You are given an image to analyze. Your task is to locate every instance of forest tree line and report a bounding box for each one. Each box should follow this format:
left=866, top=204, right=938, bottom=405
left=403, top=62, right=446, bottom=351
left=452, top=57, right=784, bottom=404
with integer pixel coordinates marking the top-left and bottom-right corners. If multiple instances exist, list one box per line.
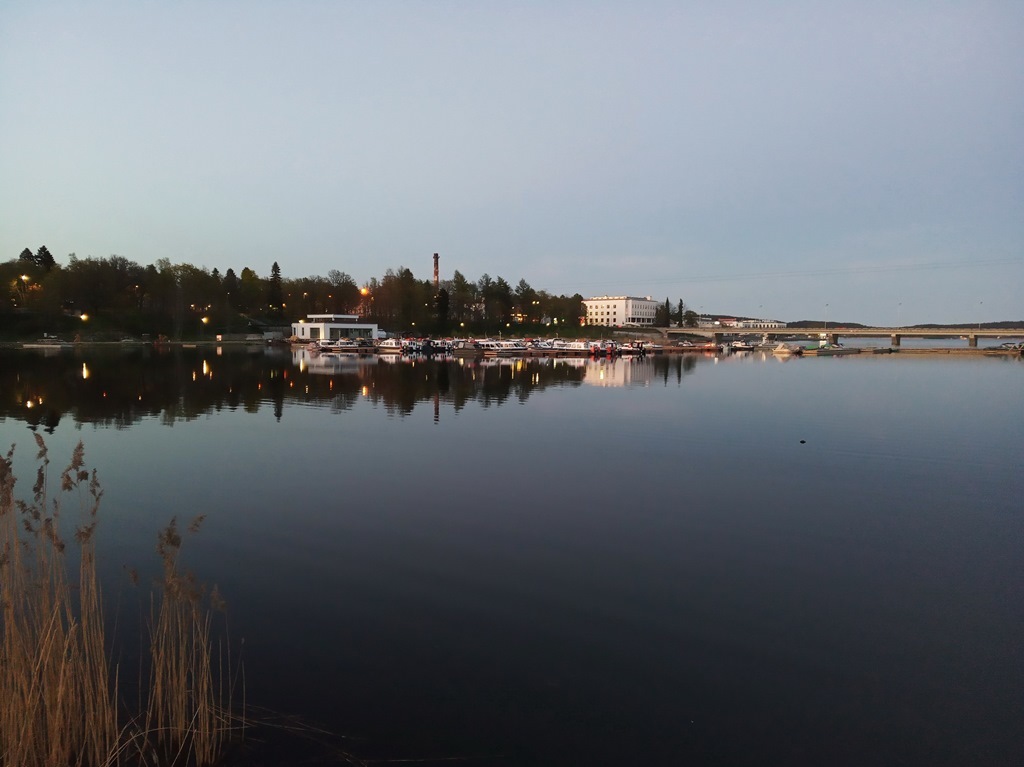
left=4, top=247, right=690, bottom=338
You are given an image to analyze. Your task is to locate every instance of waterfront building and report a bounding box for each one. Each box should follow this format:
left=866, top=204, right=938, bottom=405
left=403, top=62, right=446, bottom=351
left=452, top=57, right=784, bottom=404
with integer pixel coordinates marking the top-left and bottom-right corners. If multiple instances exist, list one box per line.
left=583, top=295, right=659, bottom=327
left=697, top=316, right=786, bottom=329
left=290, top=314, right=381, bottom=342
left=734, top=318, right=786, bottom=329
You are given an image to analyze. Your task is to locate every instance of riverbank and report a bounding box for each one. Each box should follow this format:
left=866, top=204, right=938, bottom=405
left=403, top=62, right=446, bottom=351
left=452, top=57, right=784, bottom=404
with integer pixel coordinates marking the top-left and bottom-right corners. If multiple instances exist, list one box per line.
left=3, top=338, right=1022, bottom=358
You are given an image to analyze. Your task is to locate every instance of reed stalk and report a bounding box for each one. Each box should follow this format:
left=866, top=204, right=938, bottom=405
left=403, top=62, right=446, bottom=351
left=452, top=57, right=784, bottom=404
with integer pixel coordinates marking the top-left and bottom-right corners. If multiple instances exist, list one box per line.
left=0, top=437, right=239, bottom=767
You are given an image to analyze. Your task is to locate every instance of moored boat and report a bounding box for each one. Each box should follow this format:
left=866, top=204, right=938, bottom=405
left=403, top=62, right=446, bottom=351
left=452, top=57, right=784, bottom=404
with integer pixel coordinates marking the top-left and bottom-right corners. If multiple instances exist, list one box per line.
left=311, top=338, right=376, bottom=354
left=676, top=340, right=721, bottom=352
left=551, top=339, right=603, bottom=356
left=451, top=339, right=484, bottom=357
left=23, top=336, right=73, bottom=350
left=803, top=343, right=860, bottom=356
left=772, top=343, right=802, bottom=356
left=476, top=339, right=528, bottom=356
left=617, top=340, right=648, bottom=355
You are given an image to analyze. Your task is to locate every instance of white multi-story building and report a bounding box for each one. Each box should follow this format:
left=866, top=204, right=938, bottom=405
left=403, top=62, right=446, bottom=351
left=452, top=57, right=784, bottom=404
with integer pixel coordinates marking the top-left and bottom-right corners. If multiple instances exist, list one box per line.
left=290, top=314, right=382, bottom=341
left=583, top=296, right=660, bottom=327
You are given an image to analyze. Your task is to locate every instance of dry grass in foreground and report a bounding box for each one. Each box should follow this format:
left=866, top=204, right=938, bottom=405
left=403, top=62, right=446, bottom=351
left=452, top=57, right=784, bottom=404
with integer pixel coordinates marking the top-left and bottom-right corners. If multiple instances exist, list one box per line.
left=0, top=435, right=241, bottom=766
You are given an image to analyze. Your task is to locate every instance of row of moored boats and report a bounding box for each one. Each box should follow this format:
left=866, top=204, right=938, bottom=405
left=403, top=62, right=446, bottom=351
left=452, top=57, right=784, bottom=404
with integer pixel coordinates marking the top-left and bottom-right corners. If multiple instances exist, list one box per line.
left=305, top=338, right=655, bottom=358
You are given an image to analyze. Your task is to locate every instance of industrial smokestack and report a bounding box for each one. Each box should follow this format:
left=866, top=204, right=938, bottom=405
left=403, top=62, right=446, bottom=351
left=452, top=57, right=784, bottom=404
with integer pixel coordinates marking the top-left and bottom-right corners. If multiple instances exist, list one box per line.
left=433, top=253, right=439, bottom=289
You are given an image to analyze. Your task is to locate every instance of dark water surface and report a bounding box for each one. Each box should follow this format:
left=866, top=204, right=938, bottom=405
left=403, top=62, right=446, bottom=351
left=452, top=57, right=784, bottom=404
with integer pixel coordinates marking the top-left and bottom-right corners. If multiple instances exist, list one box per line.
left=2, top=347, right=1022, bottom=765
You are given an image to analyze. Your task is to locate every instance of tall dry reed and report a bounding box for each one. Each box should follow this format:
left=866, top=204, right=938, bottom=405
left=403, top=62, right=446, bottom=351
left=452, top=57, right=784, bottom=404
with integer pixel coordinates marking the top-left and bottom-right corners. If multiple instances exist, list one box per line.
left=142, top=515, right=237, bottom=766
left=0, top=437, right=240, bottom=766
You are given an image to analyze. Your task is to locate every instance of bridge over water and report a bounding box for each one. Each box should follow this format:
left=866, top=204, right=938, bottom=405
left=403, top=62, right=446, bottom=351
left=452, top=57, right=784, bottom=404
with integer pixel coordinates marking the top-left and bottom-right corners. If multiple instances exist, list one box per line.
left=664, top=326, right=1024, bottom=347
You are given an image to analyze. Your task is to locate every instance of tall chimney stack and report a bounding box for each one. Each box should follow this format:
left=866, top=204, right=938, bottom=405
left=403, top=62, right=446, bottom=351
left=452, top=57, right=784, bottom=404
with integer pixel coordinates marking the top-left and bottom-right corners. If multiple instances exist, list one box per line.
left=433, top=253, right=439, bottom=289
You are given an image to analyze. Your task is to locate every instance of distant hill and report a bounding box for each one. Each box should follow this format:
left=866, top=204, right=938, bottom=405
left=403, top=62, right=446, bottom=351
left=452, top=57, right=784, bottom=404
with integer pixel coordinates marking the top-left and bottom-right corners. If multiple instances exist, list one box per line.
left=787, top=320, right=867, bottom=329
left=905, top=321, right=1024, bottom=329
left=786, top=320, right=1023, bottom=329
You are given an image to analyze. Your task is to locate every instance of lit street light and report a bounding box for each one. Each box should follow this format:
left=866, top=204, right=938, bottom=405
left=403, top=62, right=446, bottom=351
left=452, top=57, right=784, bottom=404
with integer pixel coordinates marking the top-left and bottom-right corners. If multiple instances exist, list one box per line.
left=17, top=274, right=30, bottom=307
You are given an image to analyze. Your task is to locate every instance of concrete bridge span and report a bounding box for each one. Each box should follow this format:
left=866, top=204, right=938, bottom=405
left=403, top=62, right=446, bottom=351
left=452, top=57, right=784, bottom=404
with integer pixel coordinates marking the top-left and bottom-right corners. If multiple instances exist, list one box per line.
left=663, top=326, right=1024, bottom=347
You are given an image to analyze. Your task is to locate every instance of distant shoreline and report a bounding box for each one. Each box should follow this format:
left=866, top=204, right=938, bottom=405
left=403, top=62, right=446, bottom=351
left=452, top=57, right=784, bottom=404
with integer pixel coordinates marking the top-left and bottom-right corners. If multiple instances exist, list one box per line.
left=3, top=340, right=1020, bottom=357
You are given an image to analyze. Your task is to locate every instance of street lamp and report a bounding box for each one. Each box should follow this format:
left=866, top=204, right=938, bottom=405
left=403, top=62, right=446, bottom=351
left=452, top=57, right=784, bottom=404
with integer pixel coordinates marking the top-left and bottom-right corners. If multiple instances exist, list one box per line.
left=824, top=303, right=829, bottom=332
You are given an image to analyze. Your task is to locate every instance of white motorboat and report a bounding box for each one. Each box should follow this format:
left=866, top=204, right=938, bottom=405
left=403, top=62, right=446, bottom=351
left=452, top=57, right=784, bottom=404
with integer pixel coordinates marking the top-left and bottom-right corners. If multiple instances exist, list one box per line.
left=476, top=339, right=528, bottom=356
left=772, top=343, right=802, bottom=356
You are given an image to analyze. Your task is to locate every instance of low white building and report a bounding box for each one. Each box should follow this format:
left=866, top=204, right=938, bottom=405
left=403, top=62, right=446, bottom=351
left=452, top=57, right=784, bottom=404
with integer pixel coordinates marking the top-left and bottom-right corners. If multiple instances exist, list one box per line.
left=734, top=319, right=786, bottom=329
left=290, top=314, right=382, bottom=341
left=583, top=296, right=660, bottom=327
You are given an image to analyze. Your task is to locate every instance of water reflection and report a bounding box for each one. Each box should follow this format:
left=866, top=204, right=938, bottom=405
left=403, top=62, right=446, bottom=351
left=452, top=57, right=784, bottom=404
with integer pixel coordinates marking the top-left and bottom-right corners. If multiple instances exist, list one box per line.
left=2, top=344, right=1021, bottom=766
left=0, top=347, right=717, bottom=430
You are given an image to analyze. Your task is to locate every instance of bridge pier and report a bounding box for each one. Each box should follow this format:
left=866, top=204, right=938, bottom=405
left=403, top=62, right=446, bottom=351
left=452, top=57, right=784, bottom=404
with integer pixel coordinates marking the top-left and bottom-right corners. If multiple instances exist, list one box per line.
left=890, top=333, right=901, bottom=347
left=828, top=333, right=839, bottom=345
left=968, top=334, right=978, bottom=348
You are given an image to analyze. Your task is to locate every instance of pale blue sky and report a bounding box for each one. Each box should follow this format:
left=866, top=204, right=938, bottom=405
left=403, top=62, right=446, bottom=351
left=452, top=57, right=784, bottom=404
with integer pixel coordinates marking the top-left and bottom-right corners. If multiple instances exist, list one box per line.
left=2, top=1, right=1021, bottom=324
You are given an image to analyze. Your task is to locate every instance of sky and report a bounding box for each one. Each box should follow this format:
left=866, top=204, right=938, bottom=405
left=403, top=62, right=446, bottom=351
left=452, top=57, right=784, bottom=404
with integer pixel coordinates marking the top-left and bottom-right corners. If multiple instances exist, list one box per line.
left=2, top=1, right=1021, bottom=325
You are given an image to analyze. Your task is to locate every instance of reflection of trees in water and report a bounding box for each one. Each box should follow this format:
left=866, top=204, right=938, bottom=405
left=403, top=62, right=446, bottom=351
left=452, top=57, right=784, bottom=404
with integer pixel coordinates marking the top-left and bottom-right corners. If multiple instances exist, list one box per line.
left=0, top=349, right=607, bottom=428
left=365, top=358, right=587, bottom=415
left=656, top=353, right=699, bottom=386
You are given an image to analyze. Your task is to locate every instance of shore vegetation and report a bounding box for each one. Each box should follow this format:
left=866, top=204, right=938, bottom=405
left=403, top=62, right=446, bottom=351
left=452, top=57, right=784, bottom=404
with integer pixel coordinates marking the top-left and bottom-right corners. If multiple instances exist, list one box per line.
left=0, top=436, right=240, bottom=766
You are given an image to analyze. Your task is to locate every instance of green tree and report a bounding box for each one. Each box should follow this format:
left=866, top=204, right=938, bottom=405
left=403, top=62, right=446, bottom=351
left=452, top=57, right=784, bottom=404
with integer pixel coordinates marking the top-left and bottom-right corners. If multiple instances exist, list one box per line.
left=683, top=309, right=698, bottom=327
left=222, top=268, right=239, bottom=309
left=327, top=269, right=359, bottom=313
left=3, top=259, right=38, bottom=309
left=477, top=274, right=494, bottom=321
left=267, top=262, right=283, bottom=316
left=447, top=270, right=475, bottom=324
left=35, top=246, right=56, bottom=272
left=656, top=298, right=671, bottom=327
left=546, top=293, right=586, bottom=328
left=435, top=287, right=450, bottom=334
left=374, top=266, right=425, bottom=329
left=514, top=279, right=538, bottom=322
left=493, top=276, right=513, bottom=326
left=238, top=267, right=263, bottom=313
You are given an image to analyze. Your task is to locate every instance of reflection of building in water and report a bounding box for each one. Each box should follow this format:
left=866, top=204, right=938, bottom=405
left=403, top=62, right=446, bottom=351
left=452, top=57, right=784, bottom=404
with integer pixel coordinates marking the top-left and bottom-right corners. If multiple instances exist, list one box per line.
left=582, top=358, right=648, bottom=387
left=292, top=348, right=378, bottom=375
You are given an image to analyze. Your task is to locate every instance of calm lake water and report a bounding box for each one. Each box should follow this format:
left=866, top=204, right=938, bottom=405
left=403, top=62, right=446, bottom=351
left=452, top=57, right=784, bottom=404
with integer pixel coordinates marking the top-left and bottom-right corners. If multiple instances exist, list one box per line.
left=2, top=346, right=1022, bottom=766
